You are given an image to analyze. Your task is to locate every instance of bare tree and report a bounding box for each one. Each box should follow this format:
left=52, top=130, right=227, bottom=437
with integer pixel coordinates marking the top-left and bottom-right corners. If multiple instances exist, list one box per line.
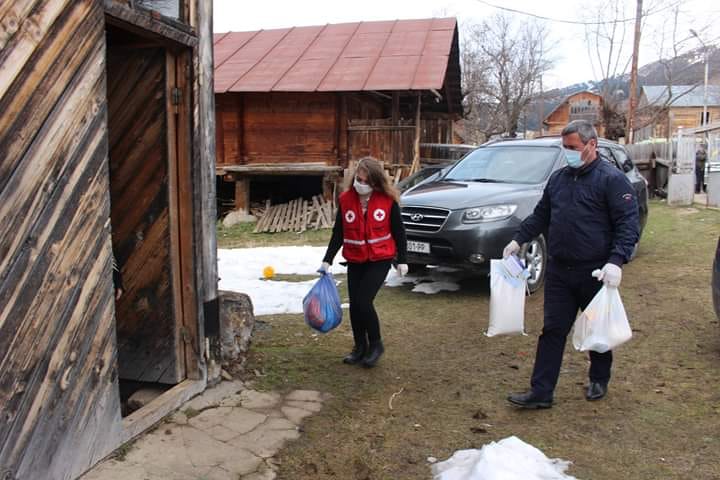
left=582, top=0, right=635, bottom=139
left=461, top=14, right=553, bottom=141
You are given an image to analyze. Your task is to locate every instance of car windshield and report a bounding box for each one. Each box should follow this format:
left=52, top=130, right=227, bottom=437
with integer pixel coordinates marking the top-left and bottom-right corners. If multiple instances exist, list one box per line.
left=443, top=146, right=559, bottom=184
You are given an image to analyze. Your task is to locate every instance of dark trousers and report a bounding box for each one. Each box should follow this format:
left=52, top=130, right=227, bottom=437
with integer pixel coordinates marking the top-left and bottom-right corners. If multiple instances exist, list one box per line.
left=346, top=260, right=391, bottom=345
left=696, top=165, right=705, bottom=193
left=531, top=261, right=612, bottom=397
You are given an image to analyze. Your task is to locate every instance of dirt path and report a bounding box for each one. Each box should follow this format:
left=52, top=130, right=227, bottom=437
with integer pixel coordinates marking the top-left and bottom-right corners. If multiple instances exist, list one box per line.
left=241, top=202, right=720, bottom=479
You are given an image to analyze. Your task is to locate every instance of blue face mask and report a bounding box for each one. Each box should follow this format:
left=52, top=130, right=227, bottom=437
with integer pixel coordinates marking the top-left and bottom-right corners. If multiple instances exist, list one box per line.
left=564, top=148, right=583, bottom=168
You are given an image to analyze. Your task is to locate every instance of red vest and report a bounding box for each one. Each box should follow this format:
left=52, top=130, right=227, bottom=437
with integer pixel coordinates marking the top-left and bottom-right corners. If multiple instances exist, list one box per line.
left=339, top=189, right=396, bottom=263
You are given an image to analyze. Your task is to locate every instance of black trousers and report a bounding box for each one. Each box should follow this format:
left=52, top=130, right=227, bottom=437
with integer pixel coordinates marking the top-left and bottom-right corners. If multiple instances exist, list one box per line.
left=346, top=260, right=391, bottom=345
left=531, top=261, right=612, bottom=397
left=696, top=165, right=705, bottom=193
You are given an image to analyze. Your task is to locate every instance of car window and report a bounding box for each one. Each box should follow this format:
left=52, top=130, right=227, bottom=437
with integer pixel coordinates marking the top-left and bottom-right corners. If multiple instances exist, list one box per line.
left=444, top=146, right=559, bottom=184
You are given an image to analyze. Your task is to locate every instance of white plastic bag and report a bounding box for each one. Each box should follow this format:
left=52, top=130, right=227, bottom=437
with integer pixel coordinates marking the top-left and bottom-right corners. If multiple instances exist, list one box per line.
left=572, top=285, right=632, bottom=353
left=487, top=258, right=527, bottom=336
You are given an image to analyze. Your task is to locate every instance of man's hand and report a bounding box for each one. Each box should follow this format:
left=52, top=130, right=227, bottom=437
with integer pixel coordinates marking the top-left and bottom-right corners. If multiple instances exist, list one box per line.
left=396, top=264, right=409, bottom=276
left=594, top=263, right=622, bottom=288
left=318, top=262, right=331, bottom=274
left=503, top=240, right=521, bottom=259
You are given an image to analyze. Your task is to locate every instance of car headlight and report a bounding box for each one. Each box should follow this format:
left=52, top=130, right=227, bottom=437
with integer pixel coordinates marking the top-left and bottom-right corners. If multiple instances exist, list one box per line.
left=462, top=204, right=517, bottom=223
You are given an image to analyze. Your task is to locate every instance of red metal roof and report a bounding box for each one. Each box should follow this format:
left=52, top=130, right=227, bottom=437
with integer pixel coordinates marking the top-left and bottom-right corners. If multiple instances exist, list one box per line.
left=214, top=18, right=457, bottom=93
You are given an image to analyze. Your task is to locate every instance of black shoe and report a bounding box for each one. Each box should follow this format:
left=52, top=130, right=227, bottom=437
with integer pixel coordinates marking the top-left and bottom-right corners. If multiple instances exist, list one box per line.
left=361, top=340, right=384, bottom=368
left=507, top=390, right=553, bottom=409
left=342, top=343, right=368, bottom=365
left=586, top=382, right=608, bottom=401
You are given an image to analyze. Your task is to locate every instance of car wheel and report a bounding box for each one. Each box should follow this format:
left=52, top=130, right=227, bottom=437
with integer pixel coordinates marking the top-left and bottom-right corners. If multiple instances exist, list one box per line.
left=521, top=235, right=547, bottom=294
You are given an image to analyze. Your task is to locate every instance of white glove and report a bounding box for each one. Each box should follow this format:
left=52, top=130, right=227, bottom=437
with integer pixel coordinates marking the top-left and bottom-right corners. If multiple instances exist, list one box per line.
left=503, top=240, right=520, bottom=259
left=396, top=264, right=409, bottom=276
left=593, top=263, right=622, bottom=288
left=319, top=262, right=331, bottom=274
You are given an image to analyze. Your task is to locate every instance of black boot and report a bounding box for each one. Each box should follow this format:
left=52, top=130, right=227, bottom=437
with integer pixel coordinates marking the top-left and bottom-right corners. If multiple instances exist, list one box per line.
left=343, top=342, right=368, bottom=365
left=362, top=340, right=384, bottom=368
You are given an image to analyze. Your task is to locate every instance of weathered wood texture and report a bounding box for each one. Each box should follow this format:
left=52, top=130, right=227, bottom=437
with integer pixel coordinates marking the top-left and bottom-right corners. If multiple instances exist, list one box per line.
left=0, top=2, right=122, bottom=479
left=215, top=91, right=453, bottom=168
left=107, top=46, right=181, bottom=384
left=104, top=0, right=197, bottom=47
left=544, top=91, right=605, bottom=137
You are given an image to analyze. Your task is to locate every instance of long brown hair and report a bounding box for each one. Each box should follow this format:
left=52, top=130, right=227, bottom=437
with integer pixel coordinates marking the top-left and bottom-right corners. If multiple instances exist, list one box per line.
left=348, top=156, right=400, bottom=202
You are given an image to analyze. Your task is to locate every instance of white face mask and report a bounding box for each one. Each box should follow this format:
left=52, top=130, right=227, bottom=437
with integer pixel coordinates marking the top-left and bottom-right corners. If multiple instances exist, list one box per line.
left=353, top=177, right=373, bottom=195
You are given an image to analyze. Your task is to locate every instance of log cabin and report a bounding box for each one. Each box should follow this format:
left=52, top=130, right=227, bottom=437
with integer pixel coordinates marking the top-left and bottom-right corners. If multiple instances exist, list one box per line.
left=542, top=90, right=606, bottom=137
left=0, top=1, right=218, bottom=478
left=213, top=18, right=463, bottom=215
left=633, top=84, right=720, bottom=141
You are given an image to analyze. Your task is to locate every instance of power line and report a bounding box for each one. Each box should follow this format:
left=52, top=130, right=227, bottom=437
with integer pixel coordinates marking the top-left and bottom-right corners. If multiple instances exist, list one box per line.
left=474, top=0, right=686, bottom=26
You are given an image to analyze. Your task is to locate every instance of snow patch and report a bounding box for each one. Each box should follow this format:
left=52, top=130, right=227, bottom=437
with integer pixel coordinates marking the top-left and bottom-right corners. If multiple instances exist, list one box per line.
left=432, top=436, right=577, bottom=480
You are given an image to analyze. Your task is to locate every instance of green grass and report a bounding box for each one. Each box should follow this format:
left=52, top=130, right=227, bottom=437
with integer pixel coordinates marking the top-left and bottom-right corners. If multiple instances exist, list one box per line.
left=217, top=221, right=331, bottom=249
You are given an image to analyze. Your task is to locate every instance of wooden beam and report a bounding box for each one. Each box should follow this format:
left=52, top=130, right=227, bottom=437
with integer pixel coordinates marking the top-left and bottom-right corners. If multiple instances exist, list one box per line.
left=176, top=49, right=201, bottom=380
left=410, top=93, right=422, bottom=174
left=166, top=50, right=187, bottom=381
left=121, top=379, right=206, bottom=444
left=392, top=92, right=400, bottom=164
left=234, top=178, right=250, bottom=214
left=103, top=1, right=198, bottom=48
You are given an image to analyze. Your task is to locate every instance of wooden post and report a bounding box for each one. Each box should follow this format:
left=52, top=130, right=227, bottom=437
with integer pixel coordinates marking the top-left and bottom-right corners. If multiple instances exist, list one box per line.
left=391, top=92, right=400, bottom=164
left=626, top=0, right=643, bottom=144
left=234, top=177, right=250, bottom=214
left=410, top=92, right=422, bottom=174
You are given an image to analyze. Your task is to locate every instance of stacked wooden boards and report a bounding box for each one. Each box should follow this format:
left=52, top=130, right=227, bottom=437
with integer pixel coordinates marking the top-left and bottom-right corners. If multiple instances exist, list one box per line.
left=253, top=195, right=336, bottom=233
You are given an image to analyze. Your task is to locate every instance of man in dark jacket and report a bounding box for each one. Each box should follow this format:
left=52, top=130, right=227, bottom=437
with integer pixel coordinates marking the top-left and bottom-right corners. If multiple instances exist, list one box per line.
left=503, top=119, right=640, bottom=408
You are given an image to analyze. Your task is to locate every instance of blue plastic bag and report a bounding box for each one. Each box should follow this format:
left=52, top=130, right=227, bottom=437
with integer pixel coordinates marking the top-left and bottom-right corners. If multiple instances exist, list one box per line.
left=303, top=271, right=343, bottom=333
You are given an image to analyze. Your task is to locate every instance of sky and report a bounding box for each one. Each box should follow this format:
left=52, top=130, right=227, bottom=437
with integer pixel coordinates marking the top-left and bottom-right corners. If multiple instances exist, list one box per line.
left=213, top=0, right=720, bottom=90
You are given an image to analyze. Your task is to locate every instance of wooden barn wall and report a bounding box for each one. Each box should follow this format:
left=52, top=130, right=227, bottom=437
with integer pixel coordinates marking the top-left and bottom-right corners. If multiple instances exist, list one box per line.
left=107, top=47, right=181, bottom=384
left=216, top=92, right=339, bottom=165
left=0, top=2, right=122, bottom=479
left=348, top=117, right=454, bottom=165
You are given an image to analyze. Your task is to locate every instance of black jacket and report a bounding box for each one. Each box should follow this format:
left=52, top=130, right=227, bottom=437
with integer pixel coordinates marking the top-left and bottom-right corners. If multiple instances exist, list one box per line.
left=514, top=154, right=640, bottom=267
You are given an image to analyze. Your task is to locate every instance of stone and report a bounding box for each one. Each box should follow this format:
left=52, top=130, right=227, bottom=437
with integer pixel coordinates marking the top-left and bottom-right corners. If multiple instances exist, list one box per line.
left=285, top=400, right=323, bottom=413
left=184, top=380, right=245, bottom=411
left=281, top=406, right=313, bottom=425
left=170, top=411, right=188, bottom=425
left=240, top=390, right=282, bottom=410
left=228, top=421, right=300, bottom=458
left=285, top=390, right=323, bottom=403
left=188, top=407, right=234, bottom=430
left=126, top=387, right=165, bottom=413
left=222, top=407, right=268, bottom=434
left=222, top=210, right=256, bottom=227
left=219, top=290, right=255, bottom=368
left=205, top=424, right=241, bottom=442
left=244, top=466, right=278, bottom=480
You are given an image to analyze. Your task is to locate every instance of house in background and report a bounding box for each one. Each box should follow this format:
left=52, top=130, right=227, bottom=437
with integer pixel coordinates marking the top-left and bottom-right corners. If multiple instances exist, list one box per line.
left=633, top=84, right=720, bottom=141
left=213, top=18, right=463, bottom=215
left=0, top=1, right=218, bottom=478
left=542, top=90, right=605, bottom=137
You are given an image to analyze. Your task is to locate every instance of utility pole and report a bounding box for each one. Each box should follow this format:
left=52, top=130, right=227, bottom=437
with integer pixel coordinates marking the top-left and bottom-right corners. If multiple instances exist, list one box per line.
left=690, top=29, right=709, bottom=129
left=626, top=0, right=643, bottom=144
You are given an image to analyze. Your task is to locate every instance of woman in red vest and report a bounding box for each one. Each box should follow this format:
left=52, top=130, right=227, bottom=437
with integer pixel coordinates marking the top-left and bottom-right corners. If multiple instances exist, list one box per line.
left=321, top=157, right=408, bottom=368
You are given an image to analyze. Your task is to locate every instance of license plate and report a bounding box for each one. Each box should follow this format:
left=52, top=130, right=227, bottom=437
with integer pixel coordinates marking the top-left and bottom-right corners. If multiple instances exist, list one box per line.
left=407, top=240, right=430, bottom=254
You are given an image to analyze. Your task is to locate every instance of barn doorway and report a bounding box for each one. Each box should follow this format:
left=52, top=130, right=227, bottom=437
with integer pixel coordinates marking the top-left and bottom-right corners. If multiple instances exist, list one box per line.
left=105, top=24, right=196, bottom=415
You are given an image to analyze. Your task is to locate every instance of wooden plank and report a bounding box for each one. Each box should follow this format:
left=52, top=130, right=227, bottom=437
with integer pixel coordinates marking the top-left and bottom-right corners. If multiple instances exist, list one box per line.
left=175, top=48, right=200, bottom=380
left=103, top=0, right=198, bottom=48
left=166, top=50, right=187, bottom=382
left=0, top=0, right=75, bottom=101
left=121, top=379, right=205, bottom=445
